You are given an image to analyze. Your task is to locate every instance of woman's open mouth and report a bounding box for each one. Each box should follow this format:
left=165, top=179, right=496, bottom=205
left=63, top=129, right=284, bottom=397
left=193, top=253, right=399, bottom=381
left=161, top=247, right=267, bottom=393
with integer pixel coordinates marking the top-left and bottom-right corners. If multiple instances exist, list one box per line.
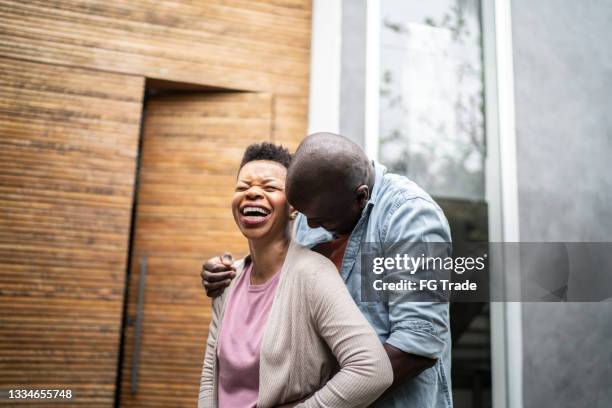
left=239, top=205, right=272, bottom=227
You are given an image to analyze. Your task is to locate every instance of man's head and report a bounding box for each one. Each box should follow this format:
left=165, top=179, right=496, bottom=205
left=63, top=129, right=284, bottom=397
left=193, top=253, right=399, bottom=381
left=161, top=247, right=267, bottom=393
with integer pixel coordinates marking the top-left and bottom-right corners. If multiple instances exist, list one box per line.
left=286, top=132, right=374, bottom=236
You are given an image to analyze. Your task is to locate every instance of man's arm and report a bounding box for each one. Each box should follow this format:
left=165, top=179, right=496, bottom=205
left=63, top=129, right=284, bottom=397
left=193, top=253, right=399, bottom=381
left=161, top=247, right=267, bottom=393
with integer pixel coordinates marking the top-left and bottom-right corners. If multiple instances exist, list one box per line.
left=374, top=345, right=436, bottom=403
left=378, top=194, right=452, bottom=388
left=383, top=343, right=436, bottom=386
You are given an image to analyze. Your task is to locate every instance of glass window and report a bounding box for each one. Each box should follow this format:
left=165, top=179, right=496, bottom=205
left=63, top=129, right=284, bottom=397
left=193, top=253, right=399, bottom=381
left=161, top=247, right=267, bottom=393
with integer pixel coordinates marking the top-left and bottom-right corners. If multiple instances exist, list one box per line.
left=379, top=0, right=485, bottom=200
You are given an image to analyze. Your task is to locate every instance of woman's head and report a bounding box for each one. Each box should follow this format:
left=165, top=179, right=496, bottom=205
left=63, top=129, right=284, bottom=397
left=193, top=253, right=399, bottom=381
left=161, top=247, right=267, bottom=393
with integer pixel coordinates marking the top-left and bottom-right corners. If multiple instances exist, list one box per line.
left=232, top=143, right=295, bottom=242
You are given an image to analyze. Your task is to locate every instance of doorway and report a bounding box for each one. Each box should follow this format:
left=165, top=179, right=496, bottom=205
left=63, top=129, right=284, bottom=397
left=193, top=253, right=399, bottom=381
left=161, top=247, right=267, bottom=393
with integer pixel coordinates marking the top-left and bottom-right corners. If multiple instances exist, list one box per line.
left=360, top=1, right=496, bottom=406
left=116, top=88, right=274, bottom=407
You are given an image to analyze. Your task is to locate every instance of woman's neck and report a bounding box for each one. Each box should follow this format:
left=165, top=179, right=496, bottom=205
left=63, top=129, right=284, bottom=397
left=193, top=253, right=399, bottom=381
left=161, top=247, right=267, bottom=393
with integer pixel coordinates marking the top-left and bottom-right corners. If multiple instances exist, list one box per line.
left=248, top=233, right=290, bottom=284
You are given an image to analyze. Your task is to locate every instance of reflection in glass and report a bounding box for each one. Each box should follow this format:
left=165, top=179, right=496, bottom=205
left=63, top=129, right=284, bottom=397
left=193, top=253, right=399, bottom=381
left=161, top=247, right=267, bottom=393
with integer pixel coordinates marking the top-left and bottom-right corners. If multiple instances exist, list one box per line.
left=378, top=2, right=491, bottom=407
left=379, top=0, right=485, bottom=200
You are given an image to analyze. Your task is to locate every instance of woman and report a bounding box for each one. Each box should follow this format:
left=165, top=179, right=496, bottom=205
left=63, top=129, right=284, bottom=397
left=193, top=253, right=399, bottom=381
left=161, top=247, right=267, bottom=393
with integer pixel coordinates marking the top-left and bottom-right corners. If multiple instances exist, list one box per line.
left=198, top=143, right=392, bottom=408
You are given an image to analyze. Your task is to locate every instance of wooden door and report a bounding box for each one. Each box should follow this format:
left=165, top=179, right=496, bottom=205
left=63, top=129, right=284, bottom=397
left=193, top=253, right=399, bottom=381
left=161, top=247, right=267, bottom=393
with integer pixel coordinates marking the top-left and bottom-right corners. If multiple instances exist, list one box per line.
left=0, top=58, right=144, bottom=407
left=119, top=92, right=273, bottom=407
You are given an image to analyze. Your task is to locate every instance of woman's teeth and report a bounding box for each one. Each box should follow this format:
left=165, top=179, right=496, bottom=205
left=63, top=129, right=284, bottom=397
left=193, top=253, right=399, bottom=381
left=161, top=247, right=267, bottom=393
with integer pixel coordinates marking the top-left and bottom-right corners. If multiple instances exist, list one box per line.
left=241, top=206, right=270, bottom=216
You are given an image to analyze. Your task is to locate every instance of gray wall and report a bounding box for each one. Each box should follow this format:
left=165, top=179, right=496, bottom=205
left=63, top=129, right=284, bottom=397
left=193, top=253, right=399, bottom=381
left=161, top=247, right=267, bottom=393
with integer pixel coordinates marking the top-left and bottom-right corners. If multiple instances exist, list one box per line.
left=339, top=0, right=367, bottom=147
left=511, top=1, right=612, bottom=407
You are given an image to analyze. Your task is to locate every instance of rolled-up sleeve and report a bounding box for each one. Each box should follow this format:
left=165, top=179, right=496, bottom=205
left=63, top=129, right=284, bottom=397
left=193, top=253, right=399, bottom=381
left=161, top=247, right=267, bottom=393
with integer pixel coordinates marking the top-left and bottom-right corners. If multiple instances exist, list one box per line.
left=381, top=194, right=452, bottom=360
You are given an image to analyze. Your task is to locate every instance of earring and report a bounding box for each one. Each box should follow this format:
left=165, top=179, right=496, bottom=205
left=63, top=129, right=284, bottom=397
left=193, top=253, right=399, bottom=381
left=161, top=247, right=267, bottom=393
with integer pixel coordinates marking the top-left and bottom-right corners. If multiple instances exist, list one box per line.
left=290, top=212, right=298, bottom=220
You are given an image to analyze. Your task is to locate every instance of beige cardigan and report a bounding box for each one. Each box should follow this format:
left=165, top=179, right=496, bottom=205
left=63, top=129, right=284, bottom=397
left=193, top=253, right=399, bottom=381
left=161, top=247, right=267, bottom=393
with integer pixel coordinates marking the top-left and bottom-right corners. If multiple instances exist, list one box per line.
left=198, top=240, right=393, bottom=408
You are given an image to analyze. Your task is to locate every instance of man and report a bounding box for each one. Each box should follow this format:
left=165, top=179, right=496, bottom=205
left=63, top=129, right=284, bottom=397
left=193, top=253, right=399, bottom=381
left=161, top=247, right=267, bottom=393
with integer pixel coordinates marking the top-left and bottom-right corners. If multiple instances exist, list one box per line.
left=202, top=132, right=453, bottom=407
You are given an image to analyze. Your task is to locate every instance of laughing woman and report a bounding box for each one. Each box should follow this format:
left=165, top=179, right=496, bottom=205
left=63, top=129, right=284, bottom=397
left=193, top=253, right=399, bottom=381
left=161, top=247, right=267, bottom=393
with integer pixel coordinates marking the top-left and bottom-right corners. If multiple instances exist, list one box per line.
left=198, top=143, right=392, bottom=408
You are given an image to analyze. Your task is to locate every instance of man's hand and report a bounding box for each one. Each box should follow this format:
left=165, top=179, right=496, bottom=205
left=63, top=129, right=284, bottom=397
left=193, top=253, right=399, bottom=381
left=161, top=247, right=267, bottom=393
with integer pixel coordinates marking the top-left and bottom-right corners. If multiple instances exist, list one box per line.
left=201, top=252, right=236, bottom=298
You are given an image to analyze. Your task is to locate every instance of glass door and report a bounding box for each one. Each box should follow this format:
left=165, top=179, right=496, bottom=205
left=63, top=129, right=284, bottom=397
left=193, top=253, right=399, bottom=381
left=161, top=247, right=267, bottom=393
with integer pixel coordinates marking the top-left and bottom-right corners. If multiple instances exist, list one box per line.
left=375, top=1, right=491, bottom=406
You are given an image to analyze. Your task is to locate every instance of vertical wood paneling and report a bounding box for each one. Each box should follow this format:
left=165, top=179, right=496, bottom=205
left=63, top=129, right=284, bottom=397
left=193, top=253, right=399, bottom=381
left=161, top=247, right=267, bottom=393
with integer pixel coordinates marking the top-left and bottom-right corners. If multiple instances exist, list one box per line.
left=0, top=57, right=144, bottom=406
left=119, top=93, right=272, bottom=407
left=0, top=1, right=311, bottom=405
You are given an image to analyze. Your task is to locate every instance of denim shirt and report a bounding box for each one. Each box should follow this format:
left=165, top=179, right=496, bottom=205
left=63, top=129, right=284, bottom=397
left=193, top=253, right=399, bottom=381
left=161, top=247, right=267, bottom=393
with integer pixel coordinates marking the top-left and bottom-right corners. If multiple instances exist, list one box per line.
left=294, top=161, right=453, bottom=408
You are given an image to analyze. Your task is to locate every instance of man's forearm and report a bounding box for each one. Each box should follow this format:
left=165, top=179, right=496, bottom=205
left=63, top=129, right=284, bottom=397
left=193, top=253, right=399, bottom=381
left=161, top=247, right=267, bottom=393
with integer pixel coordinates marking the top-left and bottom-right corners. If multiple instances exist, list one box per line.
left=384, top=343, right=436, bottom=386
left=371, top=344, right=436, bottom=405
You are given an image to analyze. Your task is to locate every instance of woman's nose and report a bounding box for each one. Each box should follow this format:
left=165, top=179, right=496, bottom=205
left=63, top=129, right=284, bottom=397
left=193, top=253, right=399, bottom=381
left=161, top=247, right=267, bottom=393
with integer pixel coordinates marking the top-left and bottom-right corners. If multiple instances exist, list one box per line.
left=246, top=187, right=263, bottom=199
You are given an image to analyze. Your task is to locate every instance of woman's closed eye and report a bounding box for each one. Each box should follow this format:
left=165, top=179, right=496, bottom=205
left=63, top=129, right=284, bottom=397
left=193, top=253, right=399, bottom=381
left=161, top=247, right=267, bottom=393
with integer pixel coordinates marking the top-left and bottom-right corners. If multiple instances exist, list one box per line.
left=235, top=184, right=282, bottom=193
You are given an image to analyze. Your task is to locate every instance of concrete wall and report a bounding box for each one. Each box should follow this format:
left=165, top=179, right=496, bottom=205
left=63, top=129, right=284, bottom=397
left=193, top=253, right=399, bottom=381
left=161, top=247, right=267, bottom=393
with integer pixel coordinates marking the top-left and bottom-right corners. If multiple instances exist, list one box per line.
left=339, top=0, right=367, bottom=146
left=511, top=1, right=612, bottom=407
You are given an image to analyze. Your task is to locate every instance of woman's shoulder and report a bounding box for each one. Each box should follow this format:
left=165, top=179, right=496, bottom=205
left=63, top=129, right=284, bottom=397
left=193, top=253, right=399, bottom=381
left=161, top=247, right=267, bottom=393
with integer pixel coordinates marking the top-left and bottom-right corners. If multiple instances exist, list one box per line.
left=289, top=242, right=341, bottom=279
left=288, top=243, right=355, bottom=316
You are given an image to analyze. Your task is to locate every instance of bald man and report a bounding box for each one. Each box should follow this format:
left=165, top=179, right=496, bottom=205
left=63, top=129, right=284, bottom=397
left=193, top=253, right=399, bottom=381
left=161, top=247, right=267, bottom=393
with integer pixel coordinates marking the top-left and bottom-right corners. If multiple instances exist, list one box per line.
left=202, top=133, right=453, bottom=408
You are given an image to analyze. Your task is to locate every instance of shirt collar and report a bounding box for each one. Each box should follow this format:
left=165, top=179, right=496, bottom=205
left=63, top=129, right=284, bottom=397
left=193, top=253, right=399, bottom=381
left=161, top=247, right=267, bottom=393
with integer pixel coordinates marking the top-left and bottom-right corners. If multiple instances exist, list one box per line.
left=366, top=160, right=386, bottom=209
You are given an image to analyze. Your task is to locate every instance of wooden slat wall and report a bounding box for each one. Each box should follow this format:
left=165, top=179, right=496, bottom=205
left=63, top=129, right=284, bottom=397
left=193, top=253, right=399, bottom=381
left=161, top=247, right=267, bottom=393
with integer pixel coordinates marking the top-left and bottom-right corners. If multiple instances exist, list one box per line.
left=0, top=0, right=312, bottom=148
left=120, top=93, right=271, bottom=407
left=0, top=1, right=311, bottom=406
left=0, top=58, right=144, bottom=405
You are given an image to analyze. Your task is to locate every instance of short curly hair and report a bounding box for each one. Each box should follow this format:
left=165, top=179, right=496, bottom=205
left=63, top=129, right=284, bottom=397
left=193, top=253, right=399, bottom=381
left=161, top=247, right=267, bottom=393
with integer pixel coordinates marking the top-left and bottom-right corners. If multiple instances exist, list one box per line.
left=239, top=142, right=292, bottom=169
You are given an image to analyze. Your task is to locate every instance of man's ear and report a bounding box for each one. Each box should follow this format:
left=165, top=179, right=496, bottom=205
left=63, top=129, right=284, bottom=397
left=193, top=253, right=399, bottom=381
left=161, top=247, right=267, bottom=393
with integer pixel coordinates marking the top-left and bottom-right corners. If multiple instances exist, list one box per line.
left=288, top=204, right=298, bottom=220
left=355, top=185, right=370, bottom=209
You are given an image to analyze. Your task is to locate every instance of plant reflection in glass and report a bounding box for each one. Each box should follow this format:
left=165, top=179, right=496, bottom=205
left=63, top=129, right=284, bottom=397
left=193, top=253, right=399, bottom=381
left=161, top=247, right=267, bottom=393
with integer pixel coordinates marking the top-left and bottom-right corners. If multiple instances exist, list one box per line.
left=379, top=0, right=485, bottom=200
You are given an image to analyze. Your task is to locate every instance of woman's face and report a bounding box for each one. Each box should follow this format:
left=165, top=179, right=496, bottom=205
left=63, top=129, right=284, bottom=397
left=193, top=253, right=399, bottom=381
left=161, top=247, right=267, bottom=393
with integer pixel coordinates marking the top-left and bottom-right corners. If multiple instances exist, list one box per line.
left=232, top=160, right=292, bottom=241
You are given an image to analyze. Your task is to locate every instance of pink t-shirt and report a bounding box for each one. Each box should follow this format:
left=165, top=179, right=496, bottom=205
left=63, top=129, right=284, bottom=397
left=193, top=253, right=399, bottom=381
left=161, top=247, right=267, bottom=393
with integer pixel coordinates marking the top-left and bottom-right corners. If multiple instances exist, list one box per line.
left=217, top=262, right=280, bottom=408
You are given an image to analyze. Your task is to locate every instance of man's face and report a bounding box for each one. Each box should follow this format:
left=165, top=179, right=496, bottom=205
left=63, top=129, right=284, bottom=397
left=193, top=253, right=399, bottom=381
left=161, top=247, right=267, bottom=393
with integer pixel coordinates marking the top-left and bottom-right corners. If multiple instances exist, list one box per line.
left=291, top=189, right=363, bottom=237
